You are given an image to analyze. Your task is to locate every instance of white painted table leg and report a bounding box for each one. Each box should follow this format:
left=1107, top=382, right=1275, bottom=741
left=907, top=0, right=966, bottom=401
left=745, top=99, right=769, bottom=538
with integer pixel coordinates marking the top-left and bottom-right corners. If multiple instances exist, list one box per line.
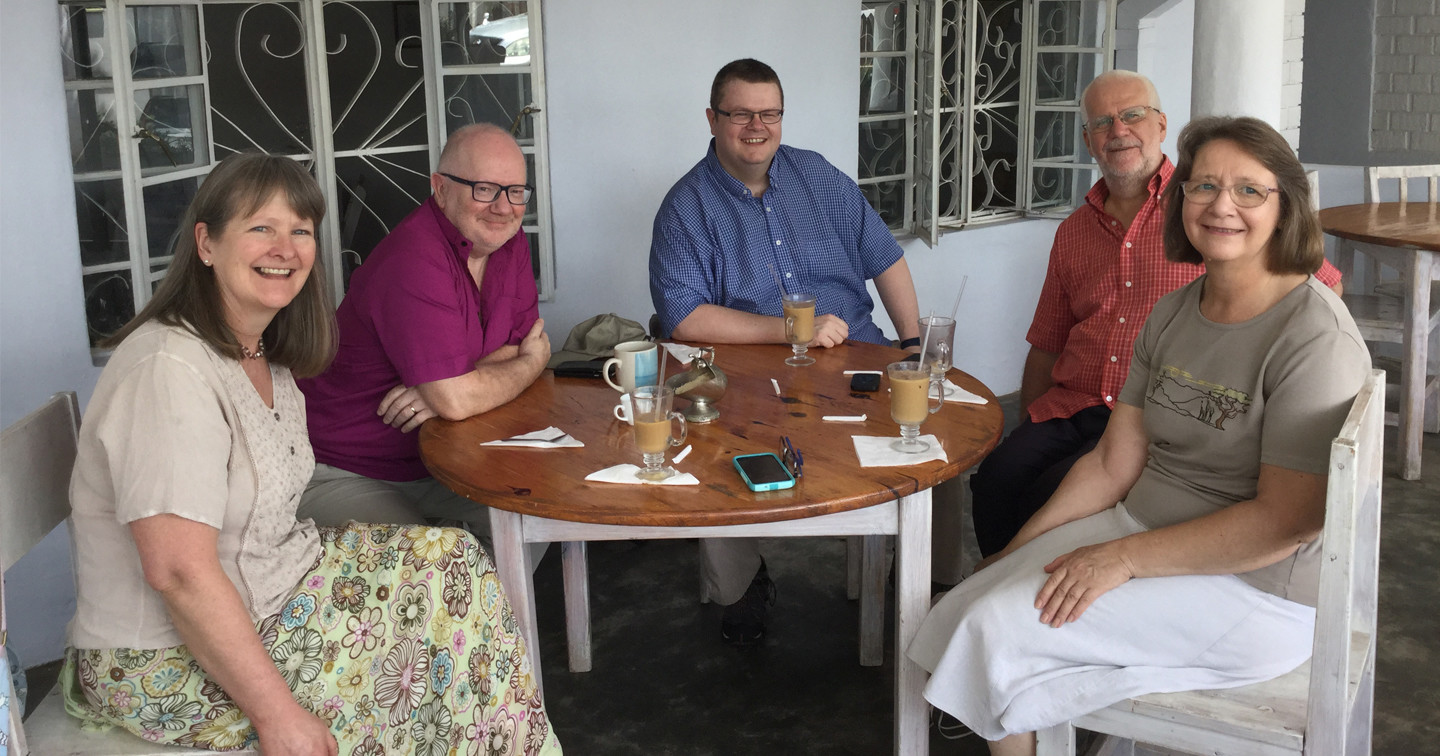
left=894, top=488, right=932, bottom=756
left=859, top=533, right=886, bottom=666
left=561, top=540, right=592, bottom=672
left=846, top=535, right=862, bottom=600
left=490, top=508, right=543, bottom=694
left=1399, top=251, right=1431, bottom=480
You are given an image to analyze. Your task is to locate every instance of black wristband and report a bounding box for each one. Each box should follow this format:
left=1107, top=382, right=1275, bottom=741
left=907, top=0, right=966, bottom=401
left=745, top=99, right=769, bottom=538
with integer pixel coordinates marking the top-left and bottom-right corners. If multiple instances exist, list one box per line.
left=899, top=337, right=921, bottom=349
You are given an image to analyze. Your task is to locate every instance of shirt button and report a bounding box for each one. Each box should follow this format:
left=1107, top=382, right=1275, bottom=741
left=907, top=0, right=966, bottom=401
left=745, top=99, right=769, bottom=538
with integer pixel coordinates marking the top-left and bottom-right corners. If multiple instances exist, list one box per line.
left=775, top=240, right=782, bottom=246
left=290, top=446, right=296, bottom=455
left=766, top=206, right=772, bottom=212
left=1110, top=356, right=1118, bottom=362
left=1118, top=317, right=1126, bottom=323
left=1105, top=395, right=1113, bottom=403
left=785, top=272, right=792, bottom=278
left=1125, top=281, right=1132, bottom=287
left=1111, top=221, right=1117, bottom=226
left=1125, top=242, right=1132, bottom=248
left=274, top=412, right=281, bottom=421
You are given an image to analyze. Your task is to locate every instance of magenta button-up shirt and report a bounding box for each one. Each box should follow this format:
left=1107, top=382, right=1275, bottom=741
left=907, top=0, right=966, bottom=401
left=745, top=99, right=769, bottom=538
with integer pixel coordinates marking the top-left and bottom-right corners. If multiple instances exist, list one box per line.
left=299, top=197, right=539, bottom=481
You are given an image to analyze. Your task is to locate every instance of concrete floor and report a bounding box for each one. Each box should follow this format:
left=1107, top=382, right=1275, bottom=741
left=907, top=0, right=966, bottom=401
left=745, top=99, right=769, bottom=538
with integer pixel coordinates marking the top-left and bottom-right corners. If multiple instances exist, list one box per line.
left=22, top=428, right=1438, bottom=755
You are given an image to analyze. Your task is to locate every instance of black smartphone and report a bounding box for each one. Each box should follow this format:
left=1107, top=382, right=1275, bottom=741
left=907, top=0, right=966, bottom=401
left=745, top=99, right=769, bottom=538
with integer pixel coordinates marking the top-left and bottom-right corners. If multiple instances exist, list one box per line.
left=554, top=360, right=605, bottom=379
left=850, top=373, right=881, bottom=392
left=733, top=453, right=797, bottom=492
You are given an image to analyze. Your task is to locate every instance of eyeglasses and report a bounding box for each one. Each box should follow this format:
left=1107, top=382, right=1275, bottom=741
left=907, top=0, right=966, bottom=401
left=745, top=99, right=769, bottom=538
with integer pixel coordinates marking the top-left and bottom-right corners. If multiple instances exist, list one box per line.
left=714, top=108, right=784, bottom=126
left=1083, top=105, right=1161, bottom=134
left=440, top=173, right=534, bottom=205
left=1179, top=181, right=1280, bottom=209
left=780, top=436, right=803, bottom=479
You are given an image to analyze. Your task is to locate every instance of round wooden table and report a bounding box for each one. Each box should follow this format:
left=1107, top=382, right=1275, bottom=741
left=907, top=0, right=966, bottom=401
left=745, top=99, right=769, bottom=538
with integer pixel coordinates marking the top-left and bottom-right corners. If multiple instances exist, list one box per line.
left=420, top=340, right=1002, bottom=756
left=1320, top=201, right=1439, bottom=480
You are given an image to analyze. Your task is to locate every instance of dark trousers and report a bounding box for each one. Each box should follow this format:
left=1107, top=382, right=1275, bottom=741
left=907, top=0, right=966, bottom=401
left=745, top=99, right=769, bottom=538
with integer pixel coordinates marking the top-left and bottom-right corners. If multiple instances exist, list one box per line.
left=969, top=404, right=1112, bottom=556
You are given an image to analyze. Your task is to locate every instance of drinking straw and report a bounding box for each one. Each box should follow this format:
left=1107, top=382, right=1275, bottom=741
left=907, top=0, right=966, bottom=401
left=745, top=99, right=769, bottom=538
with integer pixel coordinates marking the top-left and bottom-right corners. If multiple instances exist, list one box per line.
left=948, top=274, right=969, bottom=321
left=918, top=309, right=936, bottom=364
left=769, top=264, right=788, bottom=298
left=656, top=344, right=668, bottom=389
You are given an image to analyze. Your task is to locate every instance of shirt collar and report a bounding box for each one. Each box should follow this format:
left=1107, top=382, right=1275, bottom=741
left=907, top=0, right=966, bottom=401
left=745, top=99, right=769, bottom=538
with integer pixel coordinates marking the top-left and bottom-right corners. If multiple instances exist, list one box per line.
left=703, top=139, right=785, bottom=199
left=1084, top=155, right=1174, bottom=216
left=425, top=195, right=474, bottom=263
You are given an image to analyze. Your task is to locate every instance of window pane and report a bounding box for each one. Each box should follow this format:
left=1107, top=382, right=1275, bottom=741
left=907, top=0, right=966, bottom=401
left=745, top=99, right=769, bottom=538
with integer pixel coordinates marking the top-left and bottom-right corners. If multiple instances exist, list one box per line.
left=205, top=2, right=313, bottom=157
left=83, top=269, right=135, bottom=348
left=437, top=2, right=530, bottom=66
left=443, top=73, right=534, bottom=140
left=143, top=177, right=201, bottom=261
left=860, top=119, right=907, bottom=181
left=1033, top=109, right=1085, bottom=161
left=1035, top=52, right=1083, bottom=103
left=75, top=180, right=129, bottom=267
left=861, top=56, right=908, bottom=115
left=135, top=84, right=208, bottom=172
left=60, top=4, right=111, bottom=81
left=1036, top=1, right=1105, bottom=48
left=1032, top=166, right=1086, bottom=210
left=128, top=5, right=202, bottom=80
left=972, top=103, right=1019, bottom=211
left=67, top=89, right=121, bottom=174
left=860, top=180, right=907, bottom=230
left=334, top=150, right=433, bottom=268
left=861, top=2, right=907, bottom=53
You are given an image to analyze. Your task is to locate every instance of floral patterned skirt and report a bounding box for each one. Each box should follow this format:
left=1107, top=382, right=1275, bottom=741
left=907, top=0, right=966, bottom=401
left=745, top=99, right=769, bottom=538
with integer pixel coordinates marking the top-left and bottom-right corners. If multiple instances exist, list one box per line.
left=62, top=523, right=562, bottom=755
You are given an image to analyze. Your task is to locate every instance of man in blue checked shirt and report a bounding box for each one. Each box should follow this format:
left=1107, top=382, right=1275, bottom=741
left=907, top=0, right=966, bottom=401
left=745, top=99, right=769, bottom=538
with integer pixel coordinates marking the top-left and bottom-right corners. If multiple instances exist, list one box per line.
left=649, top=58, right=922, bottom=646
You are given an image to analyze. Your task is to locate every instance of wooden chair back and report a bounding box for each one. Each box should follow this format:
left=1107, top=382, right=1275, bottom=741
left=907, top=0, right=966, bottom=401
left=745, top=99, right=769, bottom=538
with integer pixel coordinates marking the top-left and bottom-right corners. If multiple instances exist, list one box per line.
left=1364, top=164, right=1440, bottom=203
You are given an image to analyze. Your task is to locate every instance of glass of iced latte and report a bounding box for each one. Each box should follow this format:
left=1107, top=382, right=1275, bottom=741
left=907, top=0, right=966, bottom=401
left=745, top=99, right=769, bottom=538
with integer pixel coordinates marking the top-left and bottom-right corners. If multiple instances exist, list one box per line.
left=629, top=386, right=688, bottom=481
left=782, top=292, right=817, bottom=366
left=886, top=360, right=945, bottom=453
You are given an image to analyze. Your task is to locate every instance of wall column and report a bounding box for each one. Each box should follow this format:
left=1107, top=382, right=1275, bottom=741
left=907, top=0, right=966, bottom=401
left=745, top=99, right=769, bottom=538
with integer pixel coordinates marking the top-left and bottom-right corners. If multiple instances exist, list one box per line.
left=1191, top=0, right=1287, bottom=127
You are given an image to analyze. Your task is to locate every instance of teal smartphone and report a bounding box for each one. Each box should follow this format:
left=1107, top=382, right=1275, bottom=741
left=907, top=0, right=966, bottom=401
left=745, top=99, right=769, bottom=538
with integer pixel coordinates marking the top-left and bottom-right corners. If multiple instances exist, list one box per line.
left=733, top=452, right=797, bottom=492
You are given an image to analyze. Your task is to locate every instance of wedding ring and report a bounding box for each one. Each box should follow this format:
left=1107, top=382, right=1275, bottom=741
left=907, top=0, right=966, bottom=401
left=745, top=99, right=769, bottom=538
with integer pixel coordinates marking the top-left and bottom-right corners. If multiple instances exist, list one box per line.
left=409, top=406, right=418, bottom=414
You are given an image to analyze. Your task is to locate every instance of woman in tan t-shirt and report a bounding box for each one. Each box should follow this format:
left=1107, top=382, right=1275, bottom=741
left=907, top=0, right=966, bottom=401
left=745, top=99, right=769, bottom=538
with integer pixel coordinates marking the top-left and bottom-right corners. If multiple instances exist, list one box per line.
left=63, top=152, right=561, bottom=755
left=907, top=117, right=1369, bottom=755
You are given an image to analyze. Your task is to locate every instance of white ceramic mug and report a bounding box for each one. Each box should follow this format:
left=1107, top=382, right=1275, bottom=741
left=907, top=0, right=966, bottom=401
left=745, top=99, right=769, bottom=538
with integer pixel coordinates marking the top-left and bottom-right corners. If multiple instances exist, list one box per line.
left=603, top=341, right=659, bottom=394
left=613, top=393, right=634, bottom=425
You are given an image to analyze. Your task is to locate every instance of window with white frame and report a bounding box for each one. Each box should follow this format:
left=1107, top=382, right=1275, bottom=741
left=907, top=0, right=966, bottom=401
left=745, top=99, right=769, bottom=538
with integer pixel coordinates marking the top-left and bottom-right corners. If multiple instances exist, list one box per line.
left=58, top=0, right=553, bottom=357
left=860, top=0, right=1117, bottom=245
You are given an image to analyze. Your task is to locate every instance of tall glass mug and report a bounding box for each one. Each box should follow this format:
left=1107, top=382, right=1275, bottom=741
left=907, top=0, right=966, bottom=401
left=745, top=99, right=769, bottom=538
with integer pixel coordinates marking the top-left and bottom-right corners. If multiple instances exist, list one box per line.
left=629, top=386, right=688, bottom=481
left=887, top=360, right=944, bottom=453
left=917, top=315, right=956, bottom=396
left=782, top=292, right=817, bottom=366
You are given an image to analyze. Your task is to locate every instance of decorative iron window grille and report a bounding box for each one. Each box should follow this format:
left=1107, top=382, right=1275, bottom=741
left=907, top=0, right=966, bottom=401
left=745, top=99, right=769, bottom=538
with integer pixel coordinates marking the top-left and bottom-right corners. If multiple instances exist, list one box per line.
left=860, top=0, right=1117, bottom=245
left=58, top=0, right=553, bottom=357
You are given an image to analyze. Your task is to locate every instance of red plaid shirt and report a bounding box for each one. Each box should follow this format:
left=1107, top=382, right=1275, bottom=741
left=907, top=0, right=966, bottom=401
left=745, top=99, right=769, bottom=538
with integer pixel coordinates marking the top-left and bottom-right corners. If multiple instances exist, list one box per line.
left=1025, top=158, right=1340, bottom=423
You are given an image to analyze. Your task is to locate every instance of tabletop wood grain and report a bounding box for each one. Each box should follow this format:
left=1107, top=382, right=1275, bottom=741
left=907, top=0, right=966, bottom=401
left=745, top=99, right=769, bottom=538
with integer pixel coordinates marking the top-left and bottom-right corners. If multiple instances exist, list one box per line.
left=420, top=340, right=1003, bottom=527
left=1318, top=202, right=1440, bottom=252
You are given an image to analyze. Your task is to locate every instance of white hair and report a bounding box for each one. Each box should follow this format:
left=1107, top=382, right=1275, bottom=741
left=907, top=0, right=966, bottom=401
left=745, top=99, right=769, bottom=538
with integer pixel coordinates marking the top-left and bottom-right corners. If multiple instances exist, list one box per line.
left=1080, top=70, right=1162, bottom=122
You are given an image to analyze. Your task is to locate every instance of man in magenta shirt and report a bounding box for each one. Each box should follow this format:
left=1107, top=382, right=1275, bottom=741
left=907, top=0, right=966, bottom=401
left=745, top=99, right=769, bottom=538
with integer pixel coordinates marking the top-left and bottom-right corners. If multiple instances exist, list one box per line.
left=298, top=124, right=551, bottom=528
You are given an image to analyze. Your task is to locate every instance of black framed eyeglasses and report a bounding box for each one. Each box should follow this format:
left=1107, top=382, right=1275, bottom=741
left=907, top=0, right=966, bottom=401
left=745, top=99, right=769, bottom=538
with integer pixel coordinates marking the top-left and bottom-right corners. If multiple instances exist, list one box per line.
left=1179, top=181, right=1280, bottom=209
left=1083, top=105, right=1161, bottom=134
left=781, top=436, right=803, bottom=478
left=714, top=108, right=784, bottom=125
left=440, top=173, right=534, bottom=205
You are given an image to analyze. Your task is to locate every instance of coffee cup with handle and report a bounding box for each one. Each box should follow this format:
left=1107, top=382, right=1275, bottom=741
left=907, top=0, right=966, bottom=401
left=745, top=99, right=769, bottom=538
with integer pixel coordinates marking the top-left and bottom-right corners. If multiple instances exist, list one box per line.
left=603, top=341, right=659, bottom=394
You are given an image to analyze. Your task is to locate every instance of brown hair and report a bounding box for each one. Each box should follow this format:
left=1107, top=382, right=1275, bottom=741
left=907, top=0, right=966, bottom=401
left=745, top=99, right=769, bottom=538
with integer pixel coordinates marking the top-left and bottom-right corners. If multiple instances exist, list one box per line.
left=1162, top=116, right=1323, bottom=275
left=710, top=58, right=784, bottom=112
left=102, top=152, right=337, bottom=377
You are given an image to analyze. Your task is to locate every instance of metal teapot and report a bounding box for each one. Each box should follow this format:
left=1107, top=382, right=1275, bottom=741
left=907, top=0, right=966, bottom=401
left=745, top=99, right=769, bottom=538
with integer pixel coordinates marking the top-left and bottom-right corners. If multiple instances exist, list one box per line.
left=664, top=346, right=728, bottom=423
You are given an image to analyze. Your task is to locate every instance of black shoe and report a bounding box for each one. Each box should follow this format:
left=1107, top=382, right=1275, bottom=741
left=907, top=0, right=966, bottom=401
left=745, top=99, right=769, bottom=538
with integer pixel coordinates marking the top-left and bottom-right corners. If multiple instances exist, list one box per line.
left=720, top=562, right=777, bottom=646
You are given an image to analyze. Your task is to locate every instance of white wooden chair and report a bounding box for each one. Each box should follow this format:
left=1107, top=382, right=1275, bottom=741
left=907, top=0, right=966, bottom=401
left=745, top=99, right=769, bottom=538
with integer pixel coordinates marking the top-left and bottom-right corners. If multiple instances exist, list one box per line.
left=1036, top=369, right=1385, bottom=756
left=1332, top=165, right=1440, bottom=480
left=2, top=392, right=256, bottom=756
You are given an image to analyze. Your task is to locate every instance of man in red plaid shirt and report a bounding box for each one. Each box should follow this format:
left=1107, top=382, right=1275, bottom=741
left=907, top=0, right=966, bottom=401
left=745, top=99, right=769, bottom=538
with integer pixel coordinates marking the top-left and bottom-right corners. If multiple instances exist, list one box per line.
left=969, top=71, right=1342, bottom=558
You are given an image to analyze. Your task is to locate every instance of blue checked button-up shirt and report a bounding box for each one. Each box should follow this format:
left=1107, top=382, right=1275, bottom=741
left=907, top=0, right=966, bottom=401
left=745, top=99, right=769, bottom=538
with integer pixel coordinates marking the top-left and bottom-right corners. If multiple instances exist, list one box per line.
left=649, top=141, right=904, bottom=344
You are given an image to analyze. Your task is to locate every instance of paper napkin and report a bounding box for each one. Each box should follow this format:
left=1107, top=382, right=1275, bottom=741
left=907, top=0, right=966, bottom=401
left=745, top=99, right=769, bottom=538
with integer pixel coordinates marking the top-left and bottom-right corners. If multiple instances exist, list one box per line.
left=851, top=435, right=948, bottom=467
left=480, top=426, right=584, bottom=448
left=585, top=463, right=699, bottom=485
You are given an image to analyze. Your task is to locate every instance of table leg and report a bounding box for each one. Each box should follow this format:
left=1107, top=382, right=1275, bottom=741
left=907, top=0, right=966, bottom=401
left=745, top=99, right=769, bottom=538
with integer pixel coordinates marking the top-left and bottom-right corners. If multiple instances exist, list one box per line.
left=490, top=508, right=543, bottom=695
left=860, top=534, right=886, bottom=666
left=561, top=541, right=593, bottom=672
left=1399, top=251, right=1432, bottom=480
left=894, top=489, right=933, bottom=756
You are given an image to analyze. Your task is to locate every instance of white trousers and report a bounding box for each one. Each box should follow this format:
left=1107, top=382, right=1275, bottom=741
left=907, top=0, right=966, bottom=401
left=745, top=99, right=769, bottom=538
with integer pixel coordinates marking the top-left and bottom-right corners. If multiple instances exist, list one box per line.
left=906, top=504, right=1315, bottom=741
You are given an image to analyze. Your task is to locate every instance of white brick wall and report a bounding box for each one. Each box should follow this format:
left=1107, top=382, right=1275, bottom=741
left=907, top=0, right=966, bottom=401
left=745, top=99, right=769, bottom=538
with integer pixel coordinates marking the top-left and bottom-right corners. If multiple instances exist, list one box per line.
left=1283, top=0, right=1305, bottom=150
left=1371, top=0, right=1440, bottom=152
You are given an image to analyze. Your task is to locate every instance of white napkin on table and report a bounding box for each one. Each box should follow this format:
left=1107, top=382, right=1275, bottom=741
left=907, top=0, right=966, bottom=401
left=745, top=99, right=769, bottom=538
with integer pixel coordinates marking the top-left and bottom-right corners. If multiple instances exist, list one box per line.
left=585, top=463, right=699, bottom=485
left=934, top=379, right=987, bottom=404
left=851, top=435, right=948, bottom=467
left=660, top=343, right=705, bottom=363
left=480, top=426, right=584, bottom=448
